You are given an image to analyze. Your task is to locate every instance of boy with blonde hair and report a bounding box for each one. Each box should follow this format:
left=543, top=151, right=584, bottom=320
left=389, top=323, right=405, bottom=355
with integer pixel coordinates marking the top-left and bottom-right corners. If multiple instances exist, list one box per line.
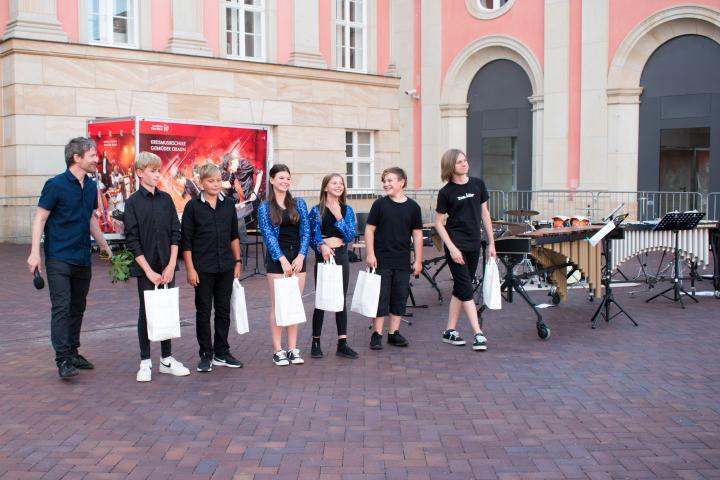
left=124, top=152, right=191, bottom=382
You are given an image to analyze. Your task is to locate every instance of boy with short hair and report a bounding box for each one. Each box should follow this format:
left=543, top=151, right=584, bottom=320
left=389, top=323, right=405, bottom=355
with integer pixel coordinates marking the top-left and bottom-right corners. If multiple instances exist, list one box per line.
left=124, top=152, right=191, bottom=382
left=365, top=167, right=423, bottom=350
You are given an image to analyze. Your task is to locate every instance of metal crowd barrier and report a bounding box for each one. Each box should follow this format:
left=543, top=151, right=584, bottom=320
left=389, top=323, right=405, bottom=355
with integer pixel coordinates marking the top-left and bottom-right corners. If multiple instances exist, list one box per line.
left=2, top=190, right=719, bottom=244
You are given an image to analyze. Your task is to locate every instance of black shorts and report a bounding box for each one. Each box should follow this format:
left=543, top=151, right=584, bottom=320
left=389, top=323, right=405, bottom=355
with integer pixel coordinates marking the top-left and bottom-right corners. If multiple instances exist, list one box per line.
left=376, top=268, right=410, bottom=317
left=266, top=242, right=307, bottom=274
left=444, top=247, right=480, bottom=302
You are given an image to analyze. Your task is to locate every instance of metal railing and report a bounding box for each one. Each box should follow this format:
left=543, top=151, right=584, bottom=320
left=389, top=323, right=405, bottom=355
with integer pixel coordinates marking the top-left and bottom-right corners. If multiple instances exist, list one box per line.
left=2, top=190, right=718, bottom=243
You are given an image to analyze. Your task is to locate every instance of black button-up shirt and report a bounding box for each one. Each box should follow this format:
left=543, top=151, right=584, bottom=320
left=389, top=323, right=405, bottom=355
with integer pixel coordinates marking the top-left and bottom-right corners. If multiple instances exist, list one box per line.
left=181, top=193, right=239, bottom=273
left=124, top=185, right=181, bottom=276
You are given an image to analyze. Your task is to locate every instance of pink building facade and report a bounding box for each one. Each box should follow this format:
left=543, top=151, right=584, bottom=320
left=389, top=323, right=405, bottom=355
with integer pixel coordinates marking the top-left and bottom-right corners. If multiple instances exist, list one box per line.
left=1, top=0, right=719, bottom=197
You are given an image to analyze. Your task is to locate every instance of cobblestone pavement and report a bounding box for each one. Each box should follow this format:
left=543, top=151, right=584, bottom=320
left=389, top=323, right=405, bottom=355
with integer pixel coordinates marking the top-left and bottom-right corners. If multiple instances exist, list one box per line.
left=1, top=244, right=719, bottom=479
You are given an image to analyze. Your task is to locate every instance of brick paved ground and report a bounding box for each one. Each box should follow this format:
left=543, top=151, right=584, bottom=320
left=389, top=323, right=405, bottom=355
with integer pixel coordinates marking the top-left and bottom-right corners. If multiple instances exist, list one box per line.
left=1, top=243, right=719, bottom=480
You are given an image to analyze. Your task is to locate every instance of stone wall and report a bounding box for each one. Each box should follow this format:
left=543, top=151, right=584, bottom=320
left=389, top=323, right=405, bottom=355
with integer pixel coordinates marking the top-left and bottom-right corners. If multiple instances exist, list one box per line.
left=0, top=38, right=401, bottom=196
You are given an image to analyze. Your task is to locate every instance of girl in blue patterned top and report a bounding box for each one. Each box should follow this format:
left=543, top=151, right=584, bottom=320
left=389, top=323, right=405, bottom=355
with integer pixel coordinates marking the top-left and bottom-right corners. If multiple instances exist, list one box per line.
left=257, top=164, right=310, bottom=366
left=308, top=174, right=358, bottom=360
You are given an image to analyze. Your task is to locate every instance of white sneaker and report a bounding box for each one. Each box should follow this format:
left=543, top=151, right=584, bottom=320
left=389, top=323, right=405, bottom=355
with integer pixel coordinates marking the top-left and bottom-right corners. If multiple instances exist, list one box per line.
left=158, top=356, right=191, bottom=376
left=288, top=348, right=305, bottom=365
left=136, top=359, right=152, bottom=382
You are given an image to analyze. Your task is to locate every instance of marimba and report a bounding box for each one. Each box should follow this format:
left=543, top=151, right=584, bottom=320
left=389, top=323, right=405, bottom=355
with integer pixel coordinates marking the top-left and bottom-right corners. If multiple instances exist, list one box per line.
left=611, top=221, right=716, bottom=271
left=517, top=225, right=603, bottom=301
left=495, top=225, right=602, bottom=339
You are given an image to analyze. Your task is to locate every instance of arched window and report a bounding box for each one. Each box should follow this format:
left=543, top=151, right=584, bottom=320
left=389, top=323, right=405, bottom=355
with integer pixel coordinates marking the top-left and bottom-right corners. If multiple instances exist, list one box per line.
left=478, top=0, right=508, bottom=11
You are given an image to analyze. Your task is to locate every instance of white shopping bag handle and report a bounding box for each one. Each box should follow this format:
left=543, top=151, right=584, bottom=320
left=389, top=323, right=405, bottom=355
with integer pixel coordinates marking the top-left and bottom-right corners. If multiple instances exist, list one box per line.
left=153, top=283, right=170, bottom=290
left=233, top=278, right=242, bottom=288
left=365, top=267, right=376, bottom=274
left=325, top=256, right=337, bottom=266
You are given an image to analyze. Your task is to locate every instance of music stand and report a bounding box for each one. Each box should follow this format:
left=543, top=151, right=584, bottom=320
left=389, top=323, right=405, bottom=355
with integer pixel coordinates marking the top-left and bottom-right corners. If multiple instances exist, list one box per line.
left=240, top=218, right=267, bottom=281
left=645, top=211, right=705, bottom=308
left=590, top=214, right=637, bottom=328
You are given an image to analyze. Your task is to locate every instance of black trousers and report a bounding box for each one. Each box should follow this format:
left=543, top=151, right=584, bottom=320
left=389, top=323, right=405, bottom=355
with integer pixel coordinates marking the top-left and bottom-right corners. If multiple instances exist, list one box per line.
left=444, top=247, right=480, bottom=302
left=312, top=246, right=350, bottom=338
left=136, top=273, right=173, bottom=360
left=46, top=258, right=92, bottom=365
left=194, top=270, right=234, bottom=357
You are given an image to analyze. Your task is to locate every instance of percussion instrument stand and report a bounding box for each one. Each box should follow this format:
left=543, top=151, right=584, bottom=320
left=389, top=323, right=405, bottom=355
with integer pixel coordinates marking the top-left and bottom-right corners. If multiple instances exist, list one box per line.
left=591, top=233, right=638, bottom=328
left=645, top=212, right=704, bottom=308
left=419, top=255, right=446, bottom=303
left=498, top=253, right=550, bottom=339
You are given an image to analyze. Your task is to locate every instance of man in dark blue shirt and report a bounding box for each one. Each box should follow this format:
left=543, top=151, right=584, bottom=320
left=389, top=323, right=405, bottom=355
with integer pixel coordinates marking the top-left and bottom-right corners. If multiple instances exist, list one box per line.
left=27, top=137, right=112, bottom=379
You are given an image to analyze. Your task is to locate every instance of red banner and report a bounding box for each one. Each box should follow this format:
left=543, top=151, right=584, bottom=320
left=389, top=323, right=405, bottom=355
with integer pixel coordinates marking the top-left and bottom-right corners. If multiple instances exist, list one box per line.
left=88, top=118, right=268, bottom=234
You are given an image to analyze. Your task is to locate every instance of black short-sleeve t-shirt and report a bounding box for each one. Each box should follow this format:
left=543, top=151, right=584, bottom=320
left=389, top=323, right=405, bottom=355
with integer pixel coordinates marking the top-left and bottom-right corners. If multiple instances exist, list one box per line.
left=436, top=177, right=489, bottom=251
left=366, top=196, right=423, bottom=270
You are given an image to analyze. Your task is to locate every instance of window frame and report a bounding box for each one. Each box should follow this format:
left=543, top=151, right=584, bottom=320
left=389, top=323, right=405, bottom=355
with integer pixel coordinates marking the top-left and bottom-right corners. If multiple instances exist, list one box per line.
left=465, top=0, right=516, bottom=20
left=345, top=130, right=375, bottom=193
left=87, top=0, right=139, bottom=49
left=335, top=0, right=368, bottom=73
left=223, top=0, right=267, bottom=62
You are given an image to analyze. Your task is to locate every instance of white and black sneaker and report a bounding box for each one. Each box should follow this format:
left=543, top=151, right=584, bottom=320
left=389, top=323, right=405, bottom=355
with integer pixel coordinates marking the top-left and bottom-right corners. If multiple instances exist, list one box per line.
left=442, top=329, right=466, bottom=346
left=472, top=332, right=488, bottom=351
left=212, top=353, right=243, bottom=368
left=288, top=348, right=305, bottom=365
left=273, top=350, right=290, bottom=366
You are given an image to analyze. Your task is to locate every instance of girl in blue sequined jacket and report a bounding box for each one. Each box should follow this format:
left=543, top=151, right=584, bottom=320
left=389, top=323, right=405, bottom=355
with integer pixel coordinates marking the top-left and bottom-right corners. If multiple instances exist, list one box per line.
left=308, top=203, right=356, bottom=254
left=257, top=195, right=310, bottom=262
left=257, top=164, right=310, bottom=367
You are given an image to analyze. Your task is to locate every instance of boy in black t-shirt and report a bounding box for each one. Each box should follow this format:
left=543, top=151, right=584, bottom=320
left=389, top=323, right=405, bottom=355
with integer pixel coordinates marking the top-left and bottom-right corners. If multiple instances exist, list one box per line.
left=434, top=149, right=496, bottom=351
left=365, top=167, right=423, bottom=350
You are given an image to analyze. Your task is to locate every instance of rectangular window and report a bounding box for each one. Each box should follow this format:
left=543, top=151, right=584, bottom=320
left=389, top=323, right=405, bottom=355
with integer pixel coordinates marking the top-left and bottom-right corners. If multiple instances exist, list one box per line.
left=346, top=131, right=374, bottom=191
left=335, top=0, right=366, bottom=72
left=88, top=0, right=138, bottom=48
left=226, top=0, right=265, bottom=60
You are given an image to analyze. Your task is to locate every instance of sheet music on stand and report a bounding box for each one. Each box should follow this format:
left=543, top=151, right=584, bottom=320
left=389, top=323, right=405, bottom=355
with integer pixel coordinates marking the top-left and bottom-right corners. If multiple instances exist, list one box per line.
left=588, top=213, right=628, bottom=247
left=653, top=211, right=705, bottom=232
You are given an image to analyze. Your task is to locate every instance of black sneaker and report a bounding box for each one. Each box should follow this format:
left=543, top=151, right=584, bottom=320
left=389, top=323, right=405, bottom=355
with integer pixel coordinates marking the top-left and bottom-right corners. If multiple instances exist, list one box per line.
left=72, top=354, right=95, bottom=370
left=336, top=343, right=359, bottom=359
left=369, top=331, right=383, bottom=350
left=197, top=353, right=213, bottom=372
left=58, top=360, right=79, bottom=379
left=472, top=332, right=488, bottom=351
left=273, top=350, right=290, bottom=366
left=442, top=329, right=466, bottom=346
left=311, top=339, right=323, bottom=359
left=213, top=353, right=243, bottom=368
left=387, top=330, right=409, bottom=347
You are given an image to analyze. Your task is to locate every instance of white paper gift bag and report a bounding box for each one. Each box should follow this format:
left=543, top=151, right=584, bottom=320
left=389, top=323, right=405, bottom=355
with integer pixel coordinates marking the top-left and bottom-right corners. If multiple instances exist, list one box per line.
left=231, top=279, right=250, bottom=335
left=144, top=284, right=182, bottom=341
left=315, top=256, right=344, bottom=312
left=274, top=275, right=307, bottom=327
left=483, top=259, right=502, bottom=310
left=350, top=268, right=381, bottom=318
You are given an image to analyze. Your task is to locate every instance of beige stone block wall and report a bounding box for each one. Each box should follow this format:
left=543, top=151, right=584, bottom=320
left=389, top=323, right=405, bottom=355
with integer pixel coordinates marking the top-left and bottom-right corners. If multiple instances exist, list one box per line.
left=0, top=39, right=400, bottom=199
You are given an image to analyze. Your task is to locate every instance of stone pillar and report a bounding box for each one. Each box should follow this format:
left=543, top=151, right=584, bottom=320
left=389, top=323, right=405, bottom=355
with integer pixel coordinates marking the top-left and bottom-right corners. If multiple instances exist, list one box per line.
left=439, top=103, right=469, bottom=154
left=166, top=0, right=212, bottom=56
left=3, top=0, right=68, bottom=42
left=607, top=88, right=643, bottom=192
left=288, top=0, right=327, bottom=68
left=530, top=95, right=545, bottom=191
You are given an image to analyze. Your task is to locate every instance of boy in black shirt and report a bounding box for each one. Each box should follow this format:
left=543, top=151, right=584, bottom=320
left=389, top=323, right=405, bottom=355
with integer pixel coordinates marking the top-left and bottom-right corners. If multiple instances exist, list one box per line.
left=365, top=167, right=423, bottom=350
left=124, top=152, right=191, bottom=382
left=182, top=163, right=243, bottom=373
left=434, top=149, right=496, bottom=351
